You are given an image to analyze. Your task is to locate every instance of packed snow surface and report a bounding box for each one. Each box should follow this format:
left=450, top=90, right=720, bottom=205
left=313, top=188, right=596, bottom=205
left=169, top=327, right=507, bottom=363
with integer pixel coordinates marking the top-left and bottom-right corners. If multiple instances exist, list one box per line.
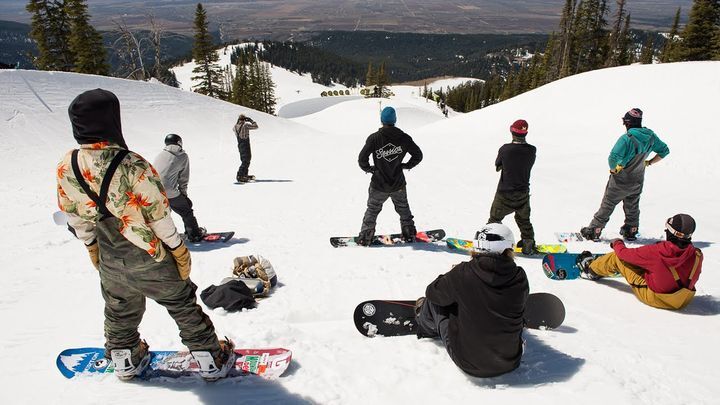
left=1, top=61, right=719, bottom=404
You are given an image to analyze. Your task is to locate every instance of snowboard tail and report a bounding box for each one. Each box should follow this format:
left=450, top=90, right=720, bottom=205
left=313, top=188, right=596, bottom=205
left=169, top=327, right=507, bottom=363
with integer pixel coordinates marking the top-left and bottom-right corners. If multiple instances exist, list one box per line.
left=354, top=293, right=565, bottom=337
left=56, top=347, right=291, bottom=380
left=330, top=229, right=445, bottom=248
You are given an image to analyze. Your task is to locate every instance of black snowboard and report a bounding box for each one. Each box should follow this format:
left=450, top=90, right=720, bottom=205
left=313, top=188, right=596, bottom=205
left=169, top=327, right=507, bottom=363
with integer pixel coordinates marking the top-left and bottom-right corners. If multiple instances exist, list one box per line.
left=354, top=293, right=565, bottom=337
left=181, top=231, right=234, bottom=243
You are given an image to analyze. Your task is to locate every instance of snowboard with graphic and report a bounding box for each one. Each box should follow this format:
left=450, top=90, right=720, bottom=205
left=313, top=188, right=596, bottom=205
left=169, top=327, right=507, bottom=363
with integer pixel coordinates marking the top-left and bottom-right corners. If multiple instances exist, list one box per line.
left=542, top=252, right=622, bottom=280
left=354, top=293, right=565, bottom=337
left=56, top=347, right=291, bottom=380
left=446, top=237, right=566, bottom=255
left=330, top=229, right=445, bottom=248
left=182, top=231, right=235, bottom=243
left=555, top=231, right=658, bottom=244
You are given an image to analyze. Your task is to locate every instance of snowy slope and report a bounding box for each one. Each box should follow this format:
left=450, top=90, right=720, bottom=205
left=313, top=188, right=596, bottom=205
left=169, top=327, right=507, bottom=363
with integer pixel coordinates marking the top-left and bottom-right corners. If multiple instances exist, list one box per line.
left=1, top=61, right=719, bottom=405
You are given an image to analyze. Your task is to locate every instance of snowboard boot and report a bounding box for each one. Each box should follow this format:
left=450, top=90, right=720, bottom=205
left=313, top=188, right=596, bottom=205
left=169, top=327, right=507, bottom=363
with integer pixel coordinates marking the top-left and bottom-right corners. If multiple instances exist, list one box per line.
left=188, top=227, right=207, bottom=243
left=620, top=225, right=638, bottom=241
left=110, top=340, right=150, bottom=381
left=402, top=225, right=417, bottom=243
left=518, top=239, right=537, bottom=255
left=193, top=339, right=236, bottom=382
left=580, top=226, right=602, bottom=242
left=356, top=229, right=375, bottom=246
left=414, top=297, right=425, bottom=317
left=576, top=251, right=602, bottom=280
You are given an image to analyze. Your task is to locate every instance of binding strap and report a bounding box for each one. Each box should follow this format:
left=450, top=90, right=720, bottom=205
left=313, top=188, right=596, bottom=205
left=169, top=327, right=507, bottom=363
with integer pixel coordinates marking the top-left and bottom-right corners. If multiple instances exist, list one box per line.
left=71, top=149, right=130, bottom=219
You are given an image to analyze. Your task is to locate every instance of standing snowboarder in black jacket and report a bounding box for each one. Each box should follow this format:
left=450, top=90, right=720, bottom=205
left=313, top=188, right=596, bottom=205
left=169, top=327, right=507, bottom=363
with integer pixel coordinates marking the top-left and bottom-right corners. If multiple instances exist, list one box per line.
left=415, top=223, right=529, bottom=377
left=357, top=106, right=423, bottom=245
left=488, top=119, right=537, bottom=254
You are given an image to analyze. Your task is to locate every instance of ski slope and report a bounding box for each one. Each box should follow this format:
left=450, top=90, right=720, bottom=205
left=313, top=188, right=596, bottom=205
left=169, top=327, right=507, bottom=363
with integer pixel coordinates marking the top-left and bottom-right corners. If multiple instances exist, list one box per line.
left=1, top=61, right=719, bottom=404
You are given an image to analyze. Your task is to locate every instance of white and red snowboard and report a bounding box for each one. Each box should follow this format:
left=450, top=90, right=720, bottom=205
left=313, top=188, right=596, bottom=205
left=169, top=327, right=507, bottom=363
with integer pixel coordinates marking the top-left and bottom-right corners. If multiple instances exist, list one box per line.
left=56, top=347, right=292, bottom=381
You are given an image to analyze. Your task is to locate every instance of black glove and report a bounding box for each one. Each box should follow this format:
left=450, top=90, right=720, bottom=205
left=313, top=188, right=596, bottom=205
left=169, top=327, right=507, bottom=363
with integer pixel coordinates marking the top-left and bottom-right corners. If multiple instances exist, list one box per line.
left=401, top=163, right=410, bottom=170
left=365, top=166, right=376, bottom=174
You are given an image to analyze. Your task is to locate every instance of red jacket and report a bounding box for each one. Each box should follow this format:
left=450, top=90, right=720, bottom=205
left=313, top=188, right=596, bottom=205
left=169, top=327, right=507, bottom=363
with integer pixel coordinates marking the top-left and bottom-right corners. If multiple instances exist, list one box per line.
left=613, top=240, right=702, bottom=293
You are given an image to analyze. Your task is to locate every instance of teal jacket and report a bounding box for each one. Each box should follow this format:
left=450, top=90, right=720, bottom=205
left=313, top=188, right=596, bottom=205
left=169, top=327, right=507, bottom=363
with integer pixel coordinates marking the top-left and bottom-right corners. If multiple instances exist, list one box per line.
left=608, top=127, right=669, bottom=169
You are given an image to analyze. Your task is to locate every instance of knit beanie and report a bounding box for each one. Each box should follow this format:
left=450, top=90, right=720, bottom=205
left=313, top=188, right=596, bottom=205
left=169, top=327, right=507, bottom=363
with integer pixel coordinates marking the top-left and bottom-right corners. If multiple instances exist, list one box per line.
left=510, top=119, right=528, bottom=136
left=380, top=107, right=397, bottom=125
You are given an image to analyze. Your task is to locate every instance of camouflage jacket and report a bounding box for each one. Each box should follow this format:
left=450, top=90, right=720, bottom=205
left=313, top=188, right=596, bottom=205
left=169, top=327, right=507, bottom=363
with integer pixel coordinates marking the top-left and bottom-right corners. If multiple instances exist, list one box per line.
left=56, top=142, right=182, bottom=261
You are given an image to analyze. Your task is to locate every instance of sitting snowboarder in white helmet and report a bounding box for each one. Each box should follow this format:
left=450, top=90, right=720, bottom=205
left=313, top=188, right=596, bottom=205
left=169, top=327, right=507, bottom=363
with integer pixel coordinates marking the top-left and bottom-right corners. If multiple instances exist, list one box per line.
left=415, top=223, right=529, bottom=377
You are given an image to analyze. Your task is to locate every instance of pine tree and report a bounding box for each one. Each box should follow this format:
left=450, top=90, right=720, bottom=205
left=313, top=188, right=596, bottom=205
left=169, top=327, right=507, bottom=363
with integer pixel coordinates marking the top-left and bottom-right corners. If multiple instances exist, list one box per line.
left=557, top=0, right=577, bottom=78
left=377, top=61, right=389, bottom=94
left=606, top=0, right=628, bottom=67
left=639, top=36, right=655, bottom=64
left=191, top=3, right=224, bottom=98
left=616, top=13, right=632, bottom=65
left=66, top=0, right=108, bottom=75
left=678, top=0, right=720, bottom=61
left=26, top=0, right=74, bottom=71
left=660, top=7, right=682, bottom=62
left=571, top=0, right=610, bottom=74
left=231, top=53, right=249, bottom=105
left=259, top=62, right=276, bottom=114
left=365, top=61, right=376, bottom=87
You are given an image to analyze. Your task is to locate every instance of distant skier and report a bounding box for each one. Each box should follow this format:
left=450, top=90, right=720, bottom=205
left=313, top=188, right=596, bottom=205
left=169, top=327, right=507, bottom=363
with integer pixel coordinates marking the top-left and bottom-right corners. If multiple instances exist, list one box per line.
left=578, top=214, right=703, bottom=310
left=580, top=108, right=669, bottom=241
left=488, top=119, right=537, bottom=255
left=233, top=113, right=259, bottom=183
left=415, top=223, right=529, bottom=377
left=153, top=134, right=206, bottom=242
left=56, top=89, right=235, bottom=381
left=357, top=106, right=423, bottom=245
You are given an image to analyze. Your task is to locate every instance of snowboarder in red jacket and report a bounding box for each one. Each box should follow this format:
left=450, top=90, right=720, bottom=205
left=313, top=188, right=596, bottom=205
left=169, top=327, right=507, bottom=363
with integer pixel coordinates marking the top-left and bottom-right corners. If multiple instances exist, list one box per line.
left=578, top=214, right=702, bottom=310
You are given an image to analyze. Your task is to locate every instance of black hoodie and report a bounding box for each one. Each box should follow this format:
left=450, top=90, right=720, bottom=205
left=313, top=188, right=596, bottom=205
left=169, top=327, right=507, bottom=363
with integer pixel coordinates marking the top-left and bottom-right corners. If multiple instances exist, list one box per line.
left=425, top=252, right=529, bottom=377
left=358, top=125, right=423, bottom=192
left=68, top=88, right=128, bottom=149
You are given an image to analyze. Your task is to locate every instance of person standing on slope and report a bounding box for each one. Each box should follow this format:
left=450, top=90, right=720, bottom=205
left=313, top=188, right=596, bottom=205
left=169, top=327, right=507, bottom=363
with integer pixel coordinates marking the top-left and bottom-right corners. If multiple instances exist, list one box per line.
left=357, top=106, right=423, bottom=245
left=233, top=113, right=259, bottom=183
left=56, top=89, right=234, bottom=381
left=580, top=108, right=669, bottom=241
left=153, top=133, right=206, bottom=242
left=488, top=119, right=537, bottom=255
left=578, top=214, right=702, bottom=310
left=415, top=223, right=529, bottom=377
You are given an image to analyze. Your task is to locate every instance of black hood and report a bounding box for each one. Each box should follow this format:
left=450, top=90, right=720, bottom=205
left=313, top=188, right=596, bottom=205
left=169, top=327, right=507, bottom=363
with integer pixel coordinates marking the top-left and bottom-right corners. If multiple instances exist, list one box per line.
left=68, top=89, right=128, bottom=149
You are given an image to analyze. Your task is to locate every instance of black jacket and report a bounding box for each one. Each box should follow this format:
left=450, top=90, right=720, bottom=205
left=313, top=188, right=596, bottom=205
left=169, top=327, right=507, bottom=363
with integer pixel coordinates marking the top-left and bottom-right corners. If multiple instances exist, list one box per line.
left=358, top=126, right=423, bottom=192
left=425, top=253, right=529, bottom=377
left=495, top=142, right=536, bottom=193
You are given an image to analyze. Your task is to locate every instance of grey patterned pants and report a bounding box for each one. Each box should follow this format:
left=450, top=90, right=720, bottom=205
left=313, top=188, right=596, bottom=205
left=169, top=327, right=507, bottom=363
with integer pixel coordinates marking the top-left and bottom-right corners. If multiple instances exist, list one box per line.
left=360, top=186, right=415, bottom=233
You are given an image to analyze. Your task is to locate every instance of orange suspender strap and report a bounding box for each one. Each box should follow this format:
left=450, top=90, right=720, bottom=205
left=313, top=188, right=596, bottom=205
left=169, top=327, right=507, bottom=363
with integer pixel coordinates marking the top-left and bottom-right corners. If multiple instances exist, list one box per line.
left=687, top=250, right=702, bottom=290
left=669, top=250, right=702, bottom=290
left=668, top=266, right=682, bottom=289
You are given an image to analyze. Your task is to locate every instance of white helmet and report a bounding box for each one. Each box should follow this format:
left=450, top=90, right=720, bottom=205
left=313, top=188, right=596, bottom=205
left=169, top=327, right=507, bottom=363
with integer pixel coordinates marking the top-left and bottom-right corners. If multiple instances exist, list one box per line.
left=474, top=223, right=515, bottom=254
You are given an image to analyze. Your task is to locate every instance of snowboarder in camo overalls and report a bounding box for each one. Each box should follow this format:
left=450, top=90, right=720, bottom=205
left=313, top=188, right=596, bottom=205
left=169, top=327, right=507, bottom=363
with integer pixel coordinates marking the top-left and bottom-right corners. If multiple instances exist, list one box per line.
left=56, top=89, right=235, bottom=381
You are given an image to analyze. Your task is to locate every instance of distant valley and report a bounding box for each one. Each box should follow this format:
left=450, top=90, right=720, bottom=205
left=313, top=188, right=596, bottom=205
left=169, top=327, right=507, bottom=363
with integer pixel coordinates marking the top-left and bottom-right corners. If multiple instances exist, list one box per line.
left=0, top=0, right=693, bottom=40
